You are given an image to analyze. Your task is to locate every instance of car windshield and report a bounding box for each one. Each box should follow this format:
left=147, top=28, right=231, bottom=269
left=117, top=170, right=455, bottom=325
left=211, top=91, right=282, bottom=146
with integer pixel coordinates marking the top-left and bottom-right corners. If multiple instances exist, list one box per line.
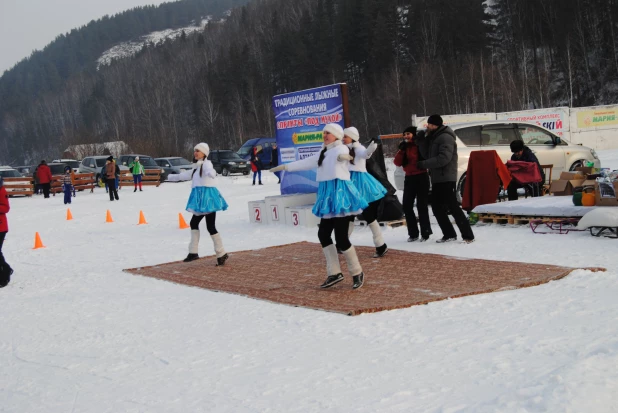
left=219, top=152, right=243, bottom=160
left=0, top=170, right=22, bottom=178
left=169, top=158, right=191, bottom=166
left=237, top=139, right=259, bottom=156
left=64, top=161, right=80, bottom=169
left=96, top=159, right=107, bottom=167
left=139, top=157, right=158, bottom=167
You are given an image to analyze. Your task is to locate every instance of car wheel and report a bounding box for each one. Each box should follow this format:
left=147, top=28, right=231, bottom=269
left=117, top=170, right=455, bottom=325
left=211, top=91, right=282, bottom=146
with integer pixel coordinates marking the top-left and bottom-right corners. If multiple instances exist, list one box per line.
left=222, top=167, right=229, bottom=176
left=456, top=173, right=466, bottom=204
left=569, top=160, right=585, bottom=171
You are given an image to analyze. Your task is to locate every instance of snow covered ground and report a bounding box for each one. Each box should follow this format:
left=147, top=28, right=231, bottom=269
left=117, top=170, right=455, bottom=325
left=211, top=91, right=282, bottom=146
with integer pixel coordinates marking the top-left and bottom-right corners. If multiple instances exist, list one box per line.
left=1, top=151, right=618, bottom=412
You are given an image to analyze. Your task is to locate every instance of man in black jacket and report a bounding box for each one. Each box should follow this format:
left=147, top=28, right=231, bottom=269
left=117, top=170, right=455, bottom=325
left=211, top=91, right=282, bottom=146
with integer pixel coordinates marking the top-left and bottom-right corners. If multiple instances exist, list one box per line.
left=508, top=140, right=545, bottom=200
left=416, top=114, right=475, bottom=244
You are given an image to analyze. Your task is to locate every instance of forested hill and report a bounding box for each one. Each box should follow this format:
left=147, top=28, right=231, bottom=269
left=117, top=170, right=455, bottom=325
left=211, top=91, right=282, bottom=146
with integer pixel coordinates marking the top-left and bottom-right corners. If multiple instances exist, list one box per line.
left=1, top=0, right=618, bottom=164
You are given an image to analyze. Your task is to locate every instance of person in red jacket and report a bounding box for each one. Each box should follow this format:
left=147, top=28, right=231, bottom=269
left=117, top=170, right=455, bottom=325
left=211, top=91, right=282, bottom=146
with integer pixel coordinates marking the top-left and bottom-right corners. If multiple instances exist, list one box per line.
left=393, top=126, right=432, bottom=242
left=0, top=177, right=12, bottom=288
left=36, top=160, right=53, bottom=198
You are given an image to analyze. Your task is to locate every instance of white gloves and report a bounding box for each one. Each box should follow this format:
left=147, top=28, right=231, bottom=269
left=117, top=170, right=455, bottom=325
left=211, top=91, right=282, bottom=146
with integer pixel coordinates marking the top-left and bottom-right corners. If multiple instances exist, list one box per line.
left=337, top=154, right=354, bottom=162
left=270, top=165, right=287, bottom=172
left=366, top=141, right=378, bottom=158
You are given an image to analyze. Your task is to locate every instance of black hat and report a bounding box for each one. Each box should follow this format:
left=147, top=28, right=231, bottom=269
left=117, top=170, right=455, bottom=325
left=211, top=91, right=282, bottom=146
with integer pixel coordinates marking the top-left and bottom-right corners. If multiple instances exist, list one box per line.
left=64, top=166, right=71, bottom=172
left=403, top=126, right=417, bottom=135
left=107, top=156, right=114, bottom=162
left=427, top=114, right=443, bottom=126
left=510, top=140, right=524, bottom=153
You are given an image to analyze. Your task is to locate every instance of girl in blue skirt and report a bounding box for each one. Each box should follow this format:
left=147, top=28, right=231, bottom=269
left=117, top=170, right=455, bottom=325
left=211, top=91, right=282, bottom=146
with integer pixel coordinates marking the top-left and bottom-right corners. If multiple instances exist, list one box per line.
left=343, top=126, right=388, bottom=258
left=269, top=124, right=368, bottom=289
left=168, top=142, right=229, bottom=266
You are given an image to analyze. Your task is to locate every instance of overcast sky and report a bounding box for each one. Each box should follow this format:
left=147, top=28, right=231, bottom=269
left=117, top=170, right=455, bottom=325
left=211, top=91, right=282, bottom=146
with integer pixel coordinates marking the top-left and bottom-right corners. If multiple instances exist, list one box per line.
left=0, top=0, right=168, bottom=74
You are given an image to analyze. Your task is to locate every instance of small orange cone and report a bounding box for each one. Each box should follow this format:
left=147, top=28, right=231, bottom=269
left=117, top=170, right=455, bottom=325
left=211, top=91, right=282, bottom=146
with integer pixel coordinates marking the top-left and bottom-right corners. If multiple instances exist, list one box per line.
left=138, top=210, right=147, bottom=225
left=179, top=213, right=189, bottom=229
left=66, top=208, right=73, bottom=221
left=106, top=210, right=114, bottom=223
left=33, top=232, right=45, bottom=249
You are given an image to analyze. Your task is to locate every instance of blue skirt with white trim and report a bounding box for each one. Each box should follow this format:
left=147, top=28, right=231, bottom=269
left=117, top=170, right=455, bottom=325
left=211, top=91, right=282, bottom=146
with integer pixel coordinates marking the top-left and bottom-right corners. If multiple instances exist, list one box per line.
left=350, top=171, right=387, bottom=205
left=312, top=179, right=368, bottom=219
left=186, top=186, right=228, bottom=215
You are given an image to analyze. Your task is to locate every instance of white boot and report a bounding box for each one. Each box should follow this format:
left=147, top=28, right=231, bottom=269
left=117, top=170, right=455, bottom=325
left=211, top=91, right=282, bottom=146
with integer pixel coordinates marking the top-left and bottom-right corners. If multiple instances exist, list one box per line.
left=211, top=233, right=226, bottom=258
left=320, top=244, right=344, bottom=288
left=348, top=221, right=355, bottom=237
left=189, top=230, right=200, bottom=254
left=368, top=221, right=384, bottom=248
left=342, top=246, right=364, bottom=289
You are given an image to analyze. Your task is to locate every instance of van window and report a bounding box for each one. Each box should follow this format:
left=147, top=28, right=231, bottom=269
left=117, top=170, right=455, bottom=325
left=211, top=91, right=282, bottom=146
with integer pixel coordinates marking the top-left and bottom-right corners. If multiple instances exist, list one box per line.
left=516, top=125, right=556, bottom=146
left=481, top=125, right=518, bottom=146
left=456, top=126, right=481, bottom=146
left=210, top=152, right=219, bottom=162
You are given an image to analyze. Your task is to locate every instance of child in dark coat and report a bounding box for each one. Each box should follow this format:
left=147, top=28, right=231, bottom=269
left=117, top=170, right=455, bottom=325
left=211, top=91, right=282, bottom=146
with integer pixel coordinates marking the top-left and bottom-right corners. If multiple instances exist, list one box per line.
left=62, top=166, right=74, bottom=205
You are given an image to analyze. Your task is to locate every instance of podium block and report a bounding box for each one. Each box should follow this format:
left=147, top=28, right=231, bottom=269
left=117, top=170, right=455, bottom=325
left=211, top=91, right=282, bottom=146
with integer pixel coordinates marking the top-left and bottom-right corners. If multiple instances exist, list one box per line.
left=285, top=204, right=320, bottom=228
left=265, top=193, right=317, bottom=224
left=248, top=200, right=269, bottom=224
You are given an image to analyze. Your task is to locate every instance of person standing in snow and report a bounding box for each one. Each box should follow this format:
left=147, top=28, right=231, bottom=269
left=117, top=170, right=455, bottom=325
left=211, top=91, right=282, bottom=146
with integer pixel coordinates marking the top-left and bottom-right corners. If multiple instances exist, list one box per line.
left=61, top=166, right=74, bottom=205
left=167, top=143, right=229, bottom=266
left=105, top=156, right=119, bottom=201
left=128, top=156, right=145, bottom=192
left=342, top=126, right=388, bottom=258
left=269, top=123, right=369, bottom=289
left=0, top=177, right=12, bottom=288
left=393, top=126, right=432, bottom=242
left=250, top=146, right=264, bottom=185
left=36, top=160, right=52, bottom=199
left=270, top=143, right=281, bottom=184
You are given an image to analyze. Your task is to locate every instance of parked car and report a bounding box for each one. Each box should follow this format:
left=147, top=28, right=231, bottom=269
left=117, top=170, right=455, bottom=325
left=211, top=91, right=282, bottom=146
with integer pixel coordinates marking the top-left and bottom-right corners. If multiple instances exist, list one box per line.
left=52, top=159, right=80, bottom=172
left=48, top=163, right=69, bottom=175
left=117, top=154, right=166, bottom=181
left=0, top=166, right=22, bottom=178
left=79, top=156, right=129, bottom=181
left=393, top=121, right=602, bottom=200
left=15, top=165, right=35, bottom=175
left=155, top=157, right=193, bottom=180
left=209, top=150, right=250, bottom=176
left=237, top=137, right=276, bottom=165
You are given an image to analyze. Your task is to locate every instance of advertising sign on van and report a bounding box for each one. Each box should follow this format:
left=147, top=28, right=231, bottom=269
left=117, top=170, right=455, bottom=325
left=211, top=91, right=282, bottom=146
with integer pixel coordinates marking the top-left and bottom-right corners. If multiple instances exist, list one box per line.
left=272, top=84, right=348, bottom=195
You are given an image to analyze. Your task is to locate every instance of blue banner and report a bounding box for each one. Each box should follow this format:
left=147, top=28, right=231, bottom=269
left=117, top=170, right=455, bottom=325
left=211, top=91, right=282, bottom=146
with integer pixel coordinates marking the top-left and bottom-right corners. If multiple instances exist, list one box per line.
left=272, top=84, right=345, bottom=194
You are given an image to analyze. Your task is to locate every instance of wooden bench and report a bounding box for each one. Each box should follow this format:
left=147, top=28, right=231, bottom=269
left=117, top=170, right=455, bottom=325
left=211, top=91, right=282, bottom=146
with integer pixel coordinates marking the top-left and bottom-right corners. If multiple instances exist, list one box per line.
left=2, top=177, right=34, bottom=197
left=119, top=169, right=162, bottom=188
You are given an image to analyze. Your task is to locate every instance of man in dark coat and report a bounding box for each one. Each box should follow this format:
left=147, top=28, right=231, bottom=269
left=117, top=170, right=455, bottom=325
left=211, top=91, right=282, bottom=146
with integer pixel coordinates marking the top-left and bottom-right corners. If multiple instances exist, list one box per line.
left=270, top=143, right=281, bottom=184
left=36, top=160, right=52, bottom=198
left=416, top=115, right=475, bottom=243
left=507, top=140, right=545, bottom=200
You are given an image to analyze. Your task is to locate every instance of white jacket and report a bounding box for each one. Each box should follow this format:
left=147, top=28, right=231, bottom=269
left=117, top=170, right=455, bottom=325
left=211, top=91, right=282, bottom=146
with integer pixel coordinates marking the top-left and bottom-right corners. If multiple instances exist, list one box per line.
left=286, top=140, right=351, bottom=181
left=167, top=160, right=217, bottom=187
left=347, top=141, right=377, bottom=172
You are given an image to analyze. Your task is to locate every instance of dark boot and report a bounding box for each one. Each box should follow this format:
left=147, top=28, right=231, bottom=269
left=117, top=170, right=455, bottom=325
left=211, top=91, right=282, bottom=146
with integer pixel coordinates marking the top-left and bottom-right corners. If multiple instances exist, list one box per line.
left=320, top=273, right=344, bottom=288
left=259, top=182, right=263, bottom=185
left=216, top=253, right=229, bottom=266
left=352, top=273, right=364, bottom=289
left=134, top=187, right=137, bottom=192
left=183, top=253, right=199, bottom=262
left=0, top=263, right=13, bottom=288
left=373, top=243, right=388, bottom=258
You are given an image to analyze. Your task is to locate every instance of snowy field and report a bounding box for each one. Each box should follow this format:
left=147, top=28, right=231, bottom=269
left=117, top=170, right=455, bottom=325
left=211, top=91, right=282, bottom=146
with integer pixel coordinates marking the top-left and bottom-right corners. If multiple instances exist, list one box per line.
left=2, top=151, right=618, bottom=412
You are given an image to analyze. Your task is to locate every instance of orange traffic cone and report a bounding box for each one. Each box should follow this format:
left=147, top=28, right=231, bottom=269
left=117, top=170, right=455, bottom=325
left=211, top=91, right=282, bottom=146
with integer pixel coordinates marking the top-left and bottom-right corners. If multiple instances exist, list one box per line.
left=66, top=208, right=73, bottom=221
left=33, top=232, right=45, bottom=249
left=106, top=210, right=114, bottom=223
left=179, top=213, right=190, bottom=229
left=138, top=210, right=147, bottom=225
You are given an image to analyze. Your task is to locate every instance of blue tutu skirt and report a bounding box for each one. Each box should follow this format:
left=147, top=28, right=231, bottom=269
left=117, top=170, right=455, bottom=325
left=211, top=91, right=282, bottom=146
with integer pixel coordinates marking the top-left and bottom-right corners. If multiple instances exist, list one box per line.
left=186, top=186, right=228, bottom=215
left=312, top=179, right=369, bottom=218
left=350, top=171, right=387, bottom=204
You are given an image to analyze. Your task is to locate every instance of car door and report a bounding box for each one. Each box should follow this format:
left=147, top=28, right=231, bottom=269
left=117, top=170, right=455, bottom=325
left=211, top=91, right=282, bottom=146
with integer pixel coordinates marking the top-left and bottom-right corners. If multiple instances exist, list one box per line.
left=515, top=123, right=565, bottom=178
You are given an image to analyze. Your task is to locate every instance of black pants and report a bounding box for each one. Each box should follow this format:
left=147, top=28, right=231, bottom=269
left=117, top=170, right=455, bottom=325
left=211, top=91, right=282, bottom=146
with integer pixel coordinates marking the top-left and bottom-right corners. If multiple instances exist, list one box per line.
left=107, top=179, right=119, bottom=200
left=431, top=182, right=474, bottom=240
left=41, top=183, right=51, bottom=198
left=353, top=198, right=380, bottom=225
left=190, top=213, right=218, bottom=235
left=318, top=217, right=352, bottom=251
left=0, top=232, right=10, bottom=287
left=403, top=173, right=432, bottom=239
left=507, top=181, right=542, bottom=201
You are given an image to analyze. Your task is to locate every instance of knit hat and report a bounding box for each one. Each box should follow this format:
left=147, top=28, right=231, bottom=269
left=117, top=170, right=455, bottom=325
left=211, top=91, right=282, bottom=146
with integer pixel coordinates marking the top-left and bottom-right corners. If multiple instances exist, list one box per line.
left=403, top=126, right=417, bottom=135
left=323, top=123, right=344, bottom=140
left=343, top=126, right=360, bottom=142
left=134, top=156, right=139, bottom=161
left=194, top=142, right=210, bottom=157
left=427, top=114, right=443, bottom=126
left=107, top=156, right=113, bottom=162
left=510, top=140, right=524, bottom=153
